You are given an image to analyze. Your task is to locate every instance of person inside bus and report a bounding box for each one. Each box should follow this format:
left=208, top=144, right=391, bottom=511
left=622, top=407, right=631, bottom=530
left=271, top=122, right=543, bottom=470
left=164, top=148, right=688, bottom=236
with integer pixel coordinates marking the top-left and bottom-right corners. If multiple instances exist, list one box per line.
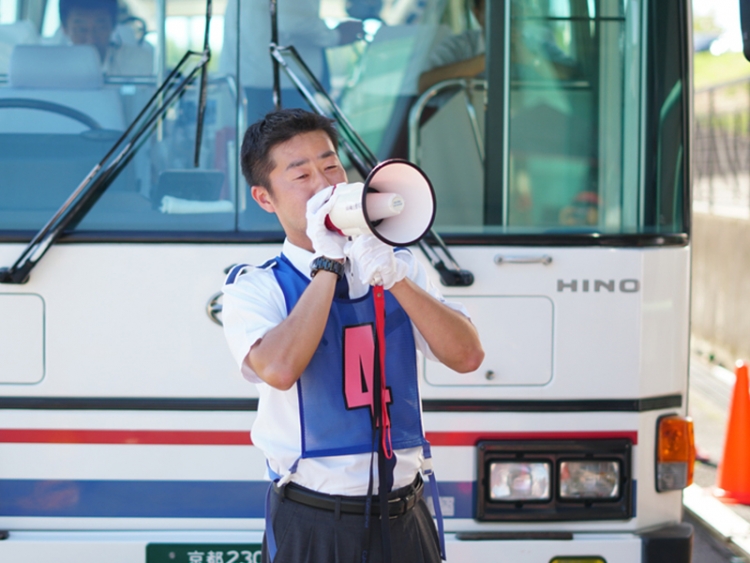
left=222, top=108, right=484, bottom=563
left=220, top=0, right=364, bottom=121
left=418, top=0, right=578, bottom=93
left=417, top=0, right=485, bottom=94
left=56, top=0, right=153, bottom=76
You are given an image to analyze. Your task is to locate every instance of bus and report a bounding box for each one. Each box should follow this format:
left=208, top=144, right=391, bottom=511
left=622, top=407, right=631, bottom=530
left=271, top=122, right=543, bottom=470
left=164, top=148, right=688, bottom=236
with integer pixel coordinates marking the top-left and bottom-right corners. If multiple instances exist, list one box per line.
left=0, top=0, right=694, bottom=561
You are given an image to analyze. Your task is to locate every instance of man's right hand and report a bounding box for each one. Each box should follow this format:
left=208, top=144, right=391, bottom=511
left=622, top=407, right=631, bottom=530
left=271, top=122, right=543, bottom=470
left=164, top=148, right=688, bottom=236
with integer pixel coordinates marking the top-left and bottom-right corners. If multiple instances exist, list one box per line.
left=305, top=186, right=348, bottom=261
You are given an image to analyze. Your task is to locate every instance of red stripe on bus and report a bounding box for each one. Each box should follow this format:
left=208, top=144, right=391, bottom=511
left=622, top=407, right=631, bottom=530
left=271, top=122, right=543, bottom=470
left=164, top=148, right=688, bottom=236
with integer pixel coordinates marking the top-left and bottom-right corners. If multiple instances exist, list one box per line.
left=424, top=431, right=639, bottom=446
left=0, top=429, right=252, bottom=445
left=0, top=429, right=637, bottom=446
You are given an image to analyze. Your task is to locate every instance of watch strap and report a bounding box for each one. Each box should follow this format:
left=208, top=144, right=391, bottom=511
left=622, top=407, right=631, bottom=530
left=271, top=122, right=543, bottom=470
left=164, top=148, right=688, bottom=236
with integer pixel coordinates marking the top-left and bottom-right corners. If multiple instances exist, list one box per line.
left=310, top=256, right=345, bottom=280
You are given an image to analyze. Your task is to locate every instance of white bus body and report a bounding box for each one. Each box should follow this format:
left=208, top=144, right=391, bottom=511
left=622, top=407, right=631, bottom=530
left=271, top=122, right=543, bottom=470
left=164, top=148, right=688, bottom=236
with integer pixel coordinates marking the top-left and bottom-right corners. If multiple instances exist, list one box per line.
left=0, top=0, right=694, bottom=561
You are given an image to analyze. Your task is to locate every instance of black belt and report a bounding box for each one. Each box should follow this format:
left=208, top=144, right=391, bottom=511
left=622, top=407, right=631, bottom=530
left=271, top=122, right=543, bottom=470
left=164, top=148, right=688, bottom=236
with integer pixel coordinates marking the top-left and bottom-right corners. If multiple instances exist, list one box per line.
left=275, top=475, right=423, bottom=519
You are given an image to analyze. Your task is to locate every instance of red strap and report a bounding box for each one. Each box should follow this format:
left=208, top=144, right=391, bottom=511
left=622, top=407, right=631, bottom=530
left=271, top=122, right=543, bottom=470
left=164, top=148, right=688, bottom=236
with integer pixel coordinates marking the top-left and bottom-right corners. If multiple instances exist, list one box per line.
left=373, top=285, right=393, bottom=459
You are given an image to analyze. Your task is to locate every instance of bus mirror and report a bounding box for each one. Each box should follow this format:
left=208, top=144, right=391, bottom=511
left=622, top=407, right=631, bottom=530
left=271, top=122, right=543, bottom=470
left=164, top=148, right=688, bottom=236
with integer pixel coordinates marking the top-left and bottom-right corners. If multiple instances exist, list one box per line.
left=741, top=0, right=750, bottom=62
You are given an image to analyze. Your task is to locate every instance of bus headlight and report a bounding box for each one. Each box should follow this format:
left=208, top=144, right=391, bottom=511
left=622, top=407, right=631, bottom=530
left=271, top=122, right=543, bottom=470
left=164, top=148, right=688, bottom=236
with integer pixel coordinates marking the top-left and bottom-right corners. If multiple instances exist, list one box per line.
left=559, top=460, right=621, bottom=499
left=489, top=461, right=551, bottom=501
left=477, top=440, right=632, bottom=521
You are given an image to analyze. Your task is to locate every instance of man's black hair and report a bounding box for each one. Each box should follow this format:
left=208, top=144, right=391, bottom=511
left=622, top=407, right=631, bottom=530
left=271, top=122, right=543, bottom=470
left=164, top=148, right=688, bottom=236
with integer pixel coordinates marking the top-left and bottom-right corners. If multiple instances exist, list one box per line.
left=60, top=0, right=119, bottom=26
left=470, top=0, right=484, bottom=13
left=240, top=108, right=339, bottom=191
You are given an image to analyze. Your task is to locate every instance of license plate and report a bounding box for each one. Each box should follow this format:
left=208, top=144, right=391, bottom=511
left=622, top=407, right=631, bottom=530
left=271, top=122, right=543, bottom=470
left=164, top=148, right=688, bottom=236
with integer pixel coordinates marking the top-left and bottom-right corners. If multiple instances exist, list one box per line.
left=146, top=543, right=263, bottom=563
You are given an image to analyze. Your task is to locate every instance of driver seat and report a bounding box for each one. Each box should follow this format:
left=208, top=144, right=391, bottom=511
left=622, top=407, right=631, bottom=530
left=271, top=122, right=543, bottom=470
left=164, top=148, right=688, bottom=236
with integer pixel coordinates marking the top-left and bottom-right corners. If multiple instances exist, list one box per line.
left=0, top=44, right=125, bottom=133
left=0, top=45, right=129, bottom=221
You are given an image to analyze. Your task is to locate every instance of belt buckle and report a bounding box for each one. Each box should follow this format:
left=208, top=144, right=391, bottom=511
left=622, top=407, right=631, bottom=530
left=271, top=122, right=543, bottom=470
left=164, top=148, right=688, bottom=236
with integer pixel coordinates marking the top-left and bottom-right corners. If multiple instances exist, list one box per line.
left=388, top=490, right=415, bottom=519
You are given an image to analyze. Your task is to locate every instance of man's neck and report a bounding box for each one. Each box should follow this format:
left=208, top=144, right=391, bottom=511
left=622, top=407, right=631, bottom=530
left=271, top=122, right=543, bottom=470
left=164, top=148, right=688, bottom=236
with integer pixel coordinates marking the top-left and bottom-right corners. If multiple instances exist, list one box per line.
left=286, top=233, right=315, bottom=254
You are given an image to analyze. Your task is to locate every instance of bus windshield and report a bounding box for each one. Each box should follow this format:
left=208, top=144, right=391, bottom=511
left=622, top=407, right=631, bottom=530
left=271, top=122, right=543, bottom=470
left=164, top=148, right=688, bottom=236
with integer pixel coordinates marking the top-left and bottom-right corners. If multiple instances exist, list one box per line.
left=0, top=0, right=687, bottom=240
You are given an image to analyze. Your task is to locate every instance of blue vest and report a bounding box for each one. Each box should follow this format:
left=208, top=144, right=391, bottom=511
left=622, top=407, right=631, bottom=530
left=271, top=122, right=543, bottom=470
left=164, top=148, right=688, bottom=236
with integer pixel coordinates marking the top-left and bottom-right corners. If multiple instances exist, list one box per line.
left=272, top=254, right=426, bottom=459
left=225, top=255, right=447, bottom=561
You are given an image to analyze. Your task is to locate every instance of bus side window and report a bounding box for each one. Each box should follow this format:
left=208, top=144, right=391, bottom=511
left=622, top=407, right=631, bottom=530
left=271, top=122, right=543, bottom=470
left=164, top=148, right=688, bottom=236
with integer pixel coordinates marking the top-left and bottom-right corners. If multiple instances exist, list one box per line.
left=507, top=0, right=594, bottom=229
left=412, top=0, right=627, bottom=234
left=410, top=0, right=486, bottom=228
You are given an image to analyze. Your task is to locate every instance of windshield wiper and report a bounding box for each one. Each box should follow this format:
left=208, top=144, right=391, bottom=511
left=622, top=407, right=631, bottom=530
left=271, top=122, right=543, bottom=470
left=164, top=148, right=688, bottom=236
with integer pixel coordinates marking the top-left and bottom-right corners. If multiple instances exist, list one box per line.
left=270, top=45, right=474, bottom=287
left=0, top=5, right=213, bottom=285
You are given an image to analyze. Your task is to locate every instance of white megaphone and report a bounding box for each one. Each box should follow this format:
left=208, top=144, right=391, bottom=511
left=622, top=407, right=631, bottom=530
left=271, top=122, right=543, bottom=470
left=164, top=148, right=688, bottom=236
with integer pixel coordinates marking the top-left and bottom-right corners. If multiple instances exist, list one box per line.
left=325, top=159, right=436, bottom=246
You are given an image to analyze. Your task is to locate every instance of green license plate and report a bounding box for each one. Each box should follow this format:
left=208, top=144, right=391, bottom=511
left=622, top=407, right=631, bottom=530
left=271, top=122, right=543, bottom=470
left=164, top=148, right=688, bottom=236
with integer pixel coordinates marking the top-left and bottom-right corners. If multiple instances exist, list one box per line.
left=146, top=543, right=263, bottom=563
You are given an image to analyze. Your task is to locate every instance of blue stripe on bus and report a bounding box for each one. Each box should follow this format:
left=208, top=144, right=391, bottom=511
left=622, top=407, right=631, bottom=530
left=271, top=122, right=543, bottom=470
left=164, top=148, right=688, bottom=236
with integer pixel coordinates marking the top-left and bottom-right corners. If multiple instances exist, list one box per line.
left=0, top=480, right=474, bottom=519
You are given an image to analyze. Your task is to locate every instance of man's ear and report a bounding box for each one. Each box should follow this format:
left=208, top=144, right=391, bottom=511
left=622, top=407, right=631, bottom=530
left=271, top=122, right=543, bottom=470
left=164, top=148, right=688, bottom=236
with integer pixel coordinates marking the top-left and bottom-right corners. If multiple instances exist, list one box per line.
left=251, top=185, right=275, bottom=213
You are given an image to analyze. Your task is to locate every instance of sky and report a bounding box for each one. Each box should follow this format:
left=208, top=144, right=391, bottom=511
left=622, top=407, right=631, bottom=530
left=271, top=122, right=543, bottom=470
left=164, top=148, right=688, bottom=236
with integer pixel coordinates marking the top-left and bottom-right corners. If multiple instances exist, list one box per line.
left=693, top=0, right=740, bottom=33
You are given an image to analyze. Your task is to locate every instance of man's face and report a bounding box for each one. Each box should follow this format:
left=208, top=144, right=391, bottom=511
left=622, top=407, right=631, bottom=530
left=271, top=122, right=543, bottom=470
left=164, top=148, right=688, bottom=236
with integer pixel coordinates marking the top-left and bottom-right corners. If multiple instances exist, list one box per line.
left=64, top=8, right=114, bottom=61
left=251, top=130, right=347, bottom=251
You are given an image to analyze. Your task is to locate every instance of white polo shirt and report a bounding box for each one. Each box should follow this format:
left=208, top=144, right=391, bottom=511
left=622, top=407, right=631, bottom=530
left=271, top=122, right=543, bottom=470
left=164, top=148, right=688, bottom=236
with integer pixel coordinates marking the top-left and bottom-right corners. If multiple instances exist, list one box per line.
left=222, top=239, right=468, bottom=495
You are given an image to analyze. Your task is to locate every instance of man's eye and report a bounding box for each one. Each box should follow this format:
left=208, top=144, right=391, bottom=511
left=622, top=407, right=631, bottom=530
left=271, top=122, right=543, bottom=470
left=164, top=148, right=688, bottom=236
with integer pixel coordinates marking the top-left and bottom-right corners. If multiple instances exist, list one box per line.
left=295, top=174, right=309, bottom=181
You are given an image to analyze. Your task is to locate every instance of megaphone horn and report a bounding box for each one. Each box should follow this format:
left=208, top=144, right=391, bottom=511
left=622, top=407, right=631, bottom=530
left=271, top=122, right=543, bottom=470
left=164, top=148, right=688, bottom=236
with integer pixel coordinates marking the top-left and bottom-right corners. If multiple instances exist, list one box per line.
left=325, top=159, right=436, bottom=246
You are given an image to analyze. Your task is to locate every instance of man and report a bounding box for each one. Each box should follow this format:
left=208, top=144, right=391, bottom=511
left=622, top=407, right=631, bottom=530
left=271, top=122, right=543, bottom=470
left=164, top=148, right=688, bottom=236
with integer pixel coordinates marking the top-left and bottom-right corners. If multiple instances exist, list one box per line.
left=418, top=0, right=485, bottom=93
left=59, top=0, right=153, bottom=75
left=222, top=109, right=484, bottom=563
left=418, top=0, right=578, bottom=93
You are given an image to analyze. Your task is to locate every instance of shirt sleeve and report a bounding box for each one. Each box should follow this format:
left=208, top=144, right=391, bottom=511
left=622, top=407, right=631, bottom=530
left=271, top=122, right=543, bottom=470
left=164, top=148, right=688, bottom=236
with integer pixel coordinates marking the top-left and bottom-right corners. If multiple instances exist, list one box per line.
left=394, top=248, right=470, bottom=362
left=221, top=266, right=288, bottom=383
left=424, top=31, right=478, bottom=72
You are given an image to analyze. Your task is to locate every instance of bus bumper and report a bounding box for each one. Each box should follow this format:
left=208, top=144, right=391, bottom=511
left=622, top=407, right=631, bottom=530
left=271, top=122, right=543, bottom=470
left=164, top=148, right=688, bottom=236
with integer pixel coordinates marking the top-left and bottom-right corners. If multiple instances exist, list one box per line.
left=640, top=523, right=693, bottom=563
left=0, top=525, right=693, bottom=562
left=444, top=524, right=692, bottom=562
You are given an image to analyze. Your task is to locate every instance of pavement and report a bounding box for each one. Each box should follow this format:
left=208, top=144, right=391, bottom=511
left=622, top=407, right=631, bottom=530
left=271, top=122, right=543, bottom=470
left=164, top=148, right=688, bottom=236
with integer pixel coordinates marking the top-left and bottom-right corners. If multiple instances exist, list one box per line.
left=685, top=355, right=750, bottom=561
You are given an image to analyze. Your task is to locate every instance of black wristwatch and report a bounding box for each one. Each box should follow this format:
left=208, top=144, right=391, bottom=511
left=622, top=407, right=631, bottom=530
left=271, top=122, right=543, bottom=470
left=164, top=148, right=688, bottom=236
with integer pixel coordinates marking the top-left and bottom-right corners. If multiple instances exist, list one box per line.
left=310, top=256, right=345, bottom=280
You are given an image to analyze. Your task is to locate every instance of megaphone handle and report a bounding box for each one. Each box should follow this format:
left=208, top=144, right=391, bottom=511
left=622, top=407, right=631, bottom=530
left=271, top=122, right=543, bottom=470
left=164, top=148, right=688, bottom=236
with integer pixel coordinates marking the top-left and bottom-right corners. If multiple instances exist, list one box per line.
left=374, top=286, right=393, bottom=459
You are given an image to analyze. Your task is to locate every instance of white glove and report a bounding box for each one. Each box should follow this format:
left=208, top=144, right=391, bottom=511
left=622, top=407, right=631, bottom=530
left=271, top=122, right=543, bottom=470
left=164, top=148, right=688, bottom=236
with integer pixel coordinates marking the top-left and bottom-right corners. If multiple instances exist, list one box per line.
left=306, top=186, right=348, bottom=261
left=345, top=234, right=409, bottom=290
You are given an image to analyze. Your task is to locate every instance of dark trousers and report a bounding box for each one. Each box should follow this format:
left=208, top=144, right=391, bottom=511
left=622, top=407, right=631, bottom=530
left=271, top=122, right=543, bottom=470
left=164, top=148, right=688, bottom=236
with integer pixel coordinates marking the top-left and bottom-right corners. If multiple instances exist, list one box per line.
left=262, top=485, right=442, bottom=563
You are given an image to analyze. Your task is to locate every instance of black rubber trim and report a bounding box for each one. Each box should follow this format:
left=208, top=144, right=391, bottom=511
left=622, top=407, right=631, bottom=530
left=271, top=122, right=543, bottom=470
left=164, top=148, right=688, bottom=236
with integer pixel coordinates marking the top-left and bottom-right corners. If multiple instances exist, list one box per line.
left=432, top=233, right=688, bottom=247
left=0, top=397, right=259, bottom=411
left=0, top=231, right=286, bottom=244
left=0, top=231, right=688, bottom=247
left=640, top=523, right=693, bottom=563
left=455, top=531, right=573, bottom=541
left=0, top=395, right=681, bottom=412
left=423, top=395, right=682, bottom=413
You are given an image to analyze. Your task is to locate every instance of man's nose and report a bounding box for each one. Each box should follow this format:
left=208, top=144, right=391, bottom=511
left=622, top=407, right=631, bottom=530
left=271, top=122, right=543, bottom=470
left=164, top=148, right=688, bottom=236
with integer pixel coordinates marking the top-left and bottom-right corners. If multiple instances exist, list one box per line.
left=78, top=31, right=96, bottom=44
left=313, top=168, right=338, bottom=191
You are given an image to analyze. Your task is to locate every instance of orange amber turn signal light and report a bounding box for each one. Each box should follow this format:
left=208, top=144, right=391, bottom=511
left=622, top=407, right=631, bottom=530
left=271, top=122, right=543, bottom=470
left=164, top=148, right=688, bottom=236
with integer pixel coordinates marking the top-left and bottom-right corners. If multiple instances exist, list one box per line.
left=656, top=415, right=695, bottom=491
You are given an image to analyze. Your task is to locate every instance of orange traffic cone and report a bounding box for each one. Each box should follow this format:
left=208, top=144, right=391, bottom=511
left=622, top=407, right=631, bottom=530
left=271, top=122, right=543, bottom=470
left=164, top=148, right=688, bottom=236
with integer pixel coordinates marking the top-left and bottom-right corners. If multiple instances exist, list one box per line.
left=715, top=361, right=750, bottom=503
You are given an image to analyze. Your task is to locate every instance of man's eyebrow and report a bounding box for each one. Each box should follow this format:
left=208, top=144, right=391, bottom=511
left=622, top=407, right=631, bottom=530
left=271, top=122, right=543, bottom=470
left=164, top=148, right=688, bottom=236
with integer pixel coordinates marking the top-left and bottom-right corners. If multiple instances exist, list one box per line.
left=285, top=150, right=336, bottom=172
left=285, top=158, right=309, bottom=172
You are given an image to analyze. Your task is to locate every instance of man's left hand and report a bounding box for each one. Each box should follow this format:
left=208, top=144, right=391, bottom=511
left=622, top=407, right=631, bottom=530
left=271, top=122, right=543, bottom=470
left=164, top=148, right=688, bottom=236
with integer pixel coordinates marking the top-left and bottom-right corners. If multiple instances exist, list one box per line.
left=345, top=234, right=408, bottom=289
